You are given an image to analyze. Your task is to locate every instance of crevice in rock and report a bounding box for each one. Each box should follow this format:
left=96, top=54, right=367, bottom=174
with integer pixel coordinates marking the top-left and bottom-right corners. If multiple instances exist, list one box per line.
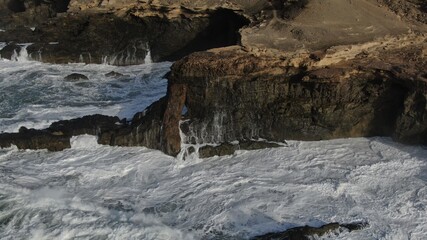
left=369, top=73, right=408, bottom=136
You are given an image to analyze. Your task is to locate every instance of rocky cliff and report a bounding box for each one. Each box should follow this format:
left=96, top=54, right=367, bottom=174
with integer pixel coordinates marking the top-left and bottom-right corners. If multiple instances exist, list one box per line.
left=0, top=0, right=426, bottom=157
left=165, top=36, right=427, bottom=156
left=0, top=0, right=249, bottom=64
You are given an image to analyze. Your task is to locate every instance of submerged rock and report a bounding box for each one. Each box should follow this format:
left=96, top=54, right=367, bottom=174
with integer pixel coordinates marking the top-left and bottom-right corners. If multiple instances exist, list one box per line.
left=64, top=73, right=89, bottom=81
left=105, top=71, right=128, bottom=78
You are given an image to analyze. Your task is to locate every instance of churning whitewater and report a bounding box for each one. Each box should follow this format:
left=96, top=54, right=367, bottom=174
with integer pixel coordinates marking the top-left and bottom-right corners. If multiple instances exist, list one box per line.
left=0, top=59, right=426, bottom=240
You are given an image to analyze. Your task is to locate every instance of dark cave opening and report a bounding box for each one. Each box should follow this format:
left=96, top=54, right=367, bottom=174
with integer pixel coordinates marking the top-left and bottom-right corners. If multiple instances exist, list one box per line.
left=7, top=0, right=70, bottom=13
left=7, top=0, right=26, bottom=13
left=155, top=8, right=250, bottom=62
left=53, top=0, right=70, bottom=13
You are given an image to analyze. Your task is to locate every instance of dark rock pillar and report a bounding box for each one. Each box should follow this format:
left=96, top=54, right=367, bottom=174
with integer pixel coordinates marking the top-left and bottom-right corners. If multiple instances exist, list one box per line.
left=161, top=83, right=187, bottom=156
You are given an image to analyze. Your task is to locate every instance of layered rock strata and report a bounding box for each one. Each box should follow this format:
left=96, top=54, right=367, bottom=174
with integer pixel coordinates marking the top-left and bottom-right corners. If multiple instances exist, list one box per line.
left=164, top=34, right=427, bottom=153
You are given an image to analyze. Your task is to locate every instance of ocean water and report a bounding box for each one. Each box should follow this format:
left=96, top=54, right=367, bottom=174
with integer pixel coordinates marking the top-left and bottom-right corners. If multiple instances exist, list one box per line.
left=0, top=57, right=169, bottom=133
left=0, top=58, right=427, bottom=239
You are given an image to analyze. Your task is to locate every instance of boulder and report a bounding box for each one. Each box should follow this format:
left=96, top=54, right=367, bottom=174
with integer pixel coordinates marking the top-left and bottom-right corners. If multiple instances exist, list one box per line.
left=64, top=73, right=89, bottom=81
left=105, top=71, right=127, bottom=78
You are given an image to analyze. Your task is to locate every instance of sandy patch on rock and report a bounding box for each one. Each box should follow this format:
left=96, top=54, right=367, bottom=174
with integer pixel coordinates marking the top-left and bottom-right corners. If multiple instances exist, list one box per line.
left=241, top=0, right=418, bottom=51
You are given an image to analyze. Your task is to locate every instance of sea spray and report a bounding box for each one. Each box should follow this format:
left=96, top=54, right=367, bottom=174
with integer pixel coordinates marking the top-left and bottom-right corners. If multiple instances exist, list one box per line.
left=10, top=43, right=33, bottom=62
left=101, top=42, right=151, bottom=66
left=144, top=47, right=153, bottom=65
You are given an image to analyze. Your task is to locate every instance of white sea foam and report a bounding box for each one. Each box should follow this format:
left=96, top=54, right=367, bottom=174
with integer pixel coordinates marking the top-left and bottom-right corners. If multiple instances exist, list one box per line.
left=144, top=48, right=153, bottom=65
left=0, top=60, right=171, bottom=132
left=70, top=135, right=101, bottom=149
left=10, top=43, right=32, bottom=62
left=0, top=137, right=426, bottom=239
left=0, top=61, right=426, bottom=239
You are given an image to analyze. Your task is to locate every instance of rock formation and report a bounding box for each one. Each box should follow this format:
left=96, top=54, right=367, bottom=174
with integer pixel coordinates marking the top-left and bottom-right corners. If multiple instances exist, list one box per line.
left=0, top=0, right=249, bottom=64
left=1, top=2, right=426, bottom=238
left=0, top=0, right=426, bottom=158
left=162, top=32, right=427, bottom=154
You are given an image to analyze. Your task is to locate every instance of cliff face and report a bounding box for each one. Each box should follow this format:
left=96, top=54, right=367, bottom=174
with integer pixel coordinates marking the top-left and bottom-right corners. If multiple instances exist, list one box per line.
left=0, top=1, right=249, bottom=64
left=164, top=36, right=427, bottom=154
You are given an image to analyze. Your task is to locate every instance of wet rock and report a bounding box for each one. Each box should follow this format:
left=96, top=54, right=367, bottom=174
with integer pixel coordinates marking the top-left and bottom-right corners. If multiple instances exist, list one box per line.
left=105, top=71, right=128, bottom=78
left=161, top=83, right=187, bottom=156
left=199, top=143, right=236, bottom=158
left=64, top=73, right=89, bottom=81
left=0, top=128, right=70, bottom=151
left=98, top=97, right=167, bottom=149
left=0, top=42, right=20, bottom=60
left=0, top=108, right=166, bottom=152
left=252, top=222, right=368, bottom=240
left=48, top=114, right=122, bottom=137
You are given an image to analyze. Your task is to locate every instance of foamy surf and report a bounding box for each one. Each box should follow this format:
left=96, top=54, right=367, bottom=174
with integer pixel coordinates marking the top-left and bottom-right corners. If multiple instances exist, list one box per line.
left=0, top=60, right=426, bottom=240
left=0, top=60, right=171, bottom=132
left=0, top=137, right=426, bottom=239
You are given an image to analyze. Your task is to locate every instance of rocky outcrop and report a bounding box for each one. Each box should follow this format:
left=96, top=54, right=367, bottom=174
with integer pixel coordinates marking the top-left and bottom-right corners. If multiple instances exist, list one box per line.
left=1, top=35, right=425, bottom=155
left=0, top=0, right=426, bottom=156
left=0, top=1, right=249, bottom=64
left=165, top=34, right=427, bottom=151
left=0, top=114, right=121, bottom=151
left=0, top=127, right=71, bottom=151
left=0, top=99, right=165, bottom=151
left=64, top=73, right=89, bottom=81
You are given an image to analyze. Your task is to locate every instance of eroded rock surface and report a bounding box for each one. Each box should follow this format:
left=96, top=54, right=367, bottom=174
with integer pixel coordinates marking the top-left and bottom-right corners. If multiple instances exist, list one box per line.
left=0, top=1, right=249, bottom=64
left=167, top=34, right=427, bottom=150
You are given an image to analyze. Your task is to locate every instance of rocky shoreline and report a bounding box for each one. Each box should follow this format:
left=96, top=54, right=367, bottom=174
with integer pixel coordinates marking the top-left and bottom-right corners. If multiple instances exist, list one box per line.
left=1, top=0, right=426, bottom=239
left=0, top=0, right=426, bottom=156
